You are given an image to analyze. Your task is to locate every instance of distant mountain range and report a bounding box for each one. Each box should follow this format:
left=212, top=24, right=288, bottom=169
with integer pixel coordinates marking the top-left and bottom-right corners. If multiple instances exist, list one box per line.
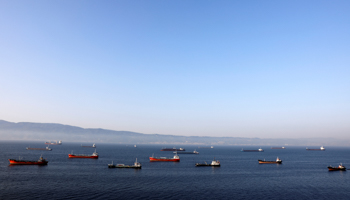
left=0, top=120, right=349, bottom=146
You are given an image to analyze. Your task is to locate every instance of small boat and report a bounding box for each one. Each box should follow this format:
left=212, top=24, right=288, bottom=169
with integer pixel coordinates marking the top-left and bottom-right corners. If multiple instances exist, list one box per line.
left=173, top=150, right=199, bottom=154
left=328, top=164, right=346, bottom=171
left=195, top=159, right=220, bottom=167
left=68, top=150, right=98, bottom=159
left=81, top=143, right=96, bottom=148
left=306, top=146, right=325, bottom=151
left=108, top=158, right=141, bottom=169
left=241, top=148, right=264, bottom=152
left=161, top=147, right=185, bottom=151
left=26, top=146, right=52, bottom=151
left=134, top=145, right=137, bottom=148
left=9, top=156, right=48, bottom=165
left=271, top=147, right=285, bottom=149
left=258, top=157, right=282, bottom=164
left=45, top=140, right=62, bottom=145
left=149, top=154, right=180, bottom=162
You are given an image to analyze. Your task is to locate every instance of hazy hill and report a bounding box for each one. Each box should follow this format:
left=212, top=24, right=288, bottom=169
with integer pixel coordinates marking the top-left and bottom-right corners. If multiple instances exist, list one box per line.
left=0, top=120, right=348, bottom=146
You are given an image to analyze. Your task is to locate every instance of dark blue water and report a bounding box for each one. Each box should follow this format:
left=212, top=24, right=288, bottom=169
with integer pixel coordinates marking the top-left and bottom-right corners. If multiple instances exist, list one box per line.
left=0, top=141, right=349, bottom=200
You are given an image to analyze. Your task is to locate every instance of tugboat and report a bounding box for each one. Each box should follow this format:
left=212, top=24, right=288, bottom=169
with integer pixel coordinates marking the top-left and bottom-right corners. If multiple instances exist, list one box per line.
left=81, top=143, right=96, bottom=148
left=9, top=155, right=48, bottom=165
left=173, top=150, right=199, bottom=154
left=258, top=157, right=282, bottom=164
left=195, top=159, right=220, bottom=167
left=108, top=158, right=141, bottom=169
left=306, top=146, right=325, bottom=151
left=161, top=147, right=185, bottom=151
left=241, top=148, right=264, bottom=152
left=45, top=140, right=62, bottom=145
left=149, top=153, right=180, bottom=162
left=68, top=149, right=98, bottom=159
left=26, top=146, right=52, bottom=151
left=328, top=163, right=346, bottom=171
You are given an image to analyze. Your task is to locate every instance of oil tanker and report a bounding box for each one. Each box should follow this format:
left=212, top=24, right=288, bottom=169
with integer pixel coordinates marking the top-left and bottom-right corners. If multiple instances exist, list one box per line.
left=149, top=154, right=180, bottom=162
left=9, top=156, right=48, bottom=165
left=306, top=146, right=325, bottom=151
left=68, top=150, right=98, bottom=159
left=258, top=157, right=282, bottom=164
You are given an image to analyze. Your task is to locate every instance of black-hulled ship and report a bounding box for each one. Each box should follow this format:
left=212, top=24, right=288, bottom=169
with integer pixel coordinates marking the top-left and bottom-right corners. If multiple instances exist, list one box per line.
left=258, top=157, right=282, bottom=164
left=328, top=164, right=346, bottom=171
left=173, top=150, right=199, bottom=154
left=241, top=148, right=264, bottom=152
left=306, top=146, right=325, bottom=151
left=161, top=147, right=185, bottom=151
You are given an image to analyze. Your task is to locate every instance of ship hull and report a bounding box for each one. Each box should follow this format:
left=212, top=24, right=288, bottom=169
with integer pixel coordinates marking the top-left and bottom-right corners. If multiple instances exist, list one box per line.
left=328, top=167, right=346, bottom=171
left=68, top=154, right=98, bottom=159
left=26, top=148, right=52, bottom=151
left=173, top=152, right=198, bottom=154
left=258, top=160, right=282, bottom=164
left=241, top=150, right=263, bottom=152
left=149, top=157, right=180, bottom=162
left=306, top=149, right=325, bottom=151
left=8, top=159, right=48, bottom=165
left=108, top=165, right=141, bottom=169
left=161, top=149, right=185, bottom=151
left=195, top=164, right=220, bottom=167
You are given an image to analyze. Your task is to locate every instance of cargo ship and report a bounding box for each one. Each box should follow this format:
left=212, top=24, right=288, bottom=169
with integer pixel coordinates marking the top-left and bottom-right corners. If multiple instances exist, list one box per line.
left=198, top=146, right=214, bottom=149
left=306, top=146, right=325, bottom=151
left=195, top=159, right=220, bottom=167
left=328, top=164, right=346, bottom=171
left=45, top=140, right=62, bottom=145
left=161, top=147, right=185, bottom=151
left=81, top=143, right=96, bottom=148
left=241, top=148, right=264, bottom=152
left=26, top=146, right=52, bottom=151
left=9, top=156, right=48, bottom=165
left=258, top=157, right=282, bottom=164
left=149, top=154, right=180, bottom=162
left=68, top=150, right=98, bottom=159
left=173, top=150, right=199, bottom=154
left=271, top=147, right=285, bottom=149
left=108, top=158, right=141, bottom=169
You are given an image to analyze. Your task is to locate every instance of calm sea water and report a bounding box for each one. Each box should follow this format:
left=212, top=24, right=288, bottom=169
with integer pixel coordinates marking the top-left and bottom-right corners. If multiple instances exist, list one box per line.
left=0, top=141, right=349, bottom=200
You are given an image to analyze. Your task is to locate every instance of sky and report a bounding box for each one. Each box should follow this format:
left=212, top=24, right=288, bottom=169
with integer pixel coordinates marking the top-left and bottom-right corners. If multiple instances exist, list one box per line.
left=0, top=0, right=349, bottom=139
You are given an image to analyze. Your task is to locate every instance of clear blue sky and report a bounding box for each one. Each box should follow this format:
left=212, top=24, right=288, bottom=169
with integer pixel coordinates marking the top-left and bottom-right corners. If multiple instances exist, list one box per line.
left=1, top=0, right=349, bottom=139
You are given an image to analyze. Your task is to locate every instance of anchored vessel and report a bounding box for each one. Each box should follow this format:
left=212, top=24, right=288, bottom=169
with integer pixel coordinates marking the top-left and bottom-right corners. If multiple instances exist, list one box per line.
left=198, top=146, right=214, bottom=149
left=161, top=147, right=185, bottom=151
left=241, top=148, right=264, bottom=152
left=81, top=143, right=96, bottom=148
left=108, top=158, right=141, bottom=169
left=68, top=150, right=98, bottom=159
left=45, top=140, right=62, bottom=145
left=26, top=146, right=52, bottom=151
left=328, top=164, right=346, bottom=171
left=258, top=157, right=282, bottom=164
left=306, top=146, right=325, bottom=151
left=9, top=156, right=48, bottom=165
left=271, top=147, right=285, bottom=149
left=149, top=154, right=180, bottom=162
left=196, top=159, right=220, bottom=167
left=174, top=150, right=199, bottom=154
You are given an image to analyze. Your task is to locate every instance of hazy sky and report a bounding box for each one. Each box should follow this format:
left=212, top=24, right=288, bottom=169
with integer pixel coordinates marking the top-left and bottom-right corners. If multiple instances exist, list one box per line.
left=1, top=1, right=349, bottom=139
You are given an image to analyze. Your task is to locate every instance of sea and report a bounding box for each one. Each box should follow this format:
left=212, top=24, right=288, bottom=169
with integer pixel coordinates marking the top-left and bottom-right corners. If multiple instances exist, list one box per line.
left=0, top=141, right=349, bottom=200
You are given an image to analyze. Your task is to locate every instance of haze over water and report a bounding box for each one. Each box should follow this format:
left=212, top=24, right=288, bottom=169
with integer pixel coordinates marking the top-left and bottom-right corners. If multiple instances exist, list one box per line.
left=1, top=141, right=349, bottom=199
